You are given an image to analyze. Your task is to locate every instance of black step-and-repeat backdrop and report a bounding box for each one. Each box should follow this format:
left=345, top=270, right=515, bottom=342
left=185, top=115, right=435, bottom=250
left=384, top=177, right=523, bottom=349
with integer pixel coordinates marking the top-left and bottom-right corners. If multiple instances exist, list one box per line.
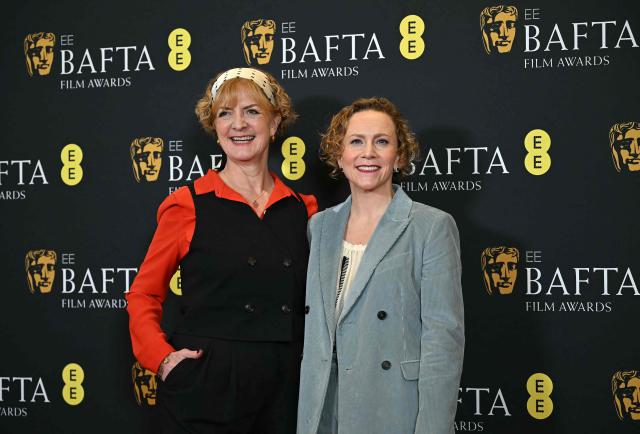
left=2, top=0, right=639, bottom=432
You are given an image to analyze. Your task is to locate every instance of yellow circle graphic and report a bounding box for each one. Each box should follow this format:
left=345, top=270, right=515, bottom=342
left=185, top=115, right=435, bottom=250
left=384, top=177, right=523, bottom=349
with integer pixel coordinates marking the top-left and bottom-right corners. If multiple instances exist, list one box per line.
left=62, top=363, right=85, bottom=406
left=170, top=267, right=182, bottom=296
left=399, top=15, right=425, bottom=60
left=60, top=143, right=84, bottom=186
left=281, top=136, right=306, bottom=181
left=526, top=372, right=553, bottom=419
left=524, top=129, right=551, bottom=175
left=168, top=28, right=192, bottom=71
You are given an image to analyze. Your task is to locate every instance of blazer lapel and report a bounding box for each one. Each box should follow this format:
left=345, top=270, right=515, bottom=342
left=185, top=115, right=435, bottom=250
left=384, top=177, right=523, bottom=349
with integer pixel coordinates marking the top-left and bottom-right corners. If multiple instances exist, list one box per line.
left=337, top=186, right=412, bottom=326
left=318, top=196, right=351, bottom=339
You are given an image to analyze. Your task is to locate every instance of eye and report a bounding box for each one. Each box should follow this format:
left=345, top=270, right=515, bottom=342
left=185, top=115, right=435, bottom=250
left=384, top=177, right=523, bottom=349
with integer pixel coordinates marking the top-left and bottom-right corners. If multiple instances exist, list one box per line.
left=376, top=138, right=389, bottom=145
left=217, top=110, right=230, bottom=118
left=247, top=108, right=260, bottom=115
left=350, top=138, right=363, bottom=145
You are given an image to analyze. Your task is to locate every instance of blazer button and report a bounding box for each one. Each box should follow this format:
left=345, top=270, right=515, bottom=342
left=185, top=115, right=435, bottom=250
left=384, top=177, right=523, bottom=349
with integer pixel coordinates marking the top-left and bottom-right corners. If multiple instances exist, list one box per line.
left=381, top=360, right=392, bottom=370
left=283, top=258, right=292, bottom=267
left=281, top=304, right=292, bottom=314
left=244, top=303, right=255, bottom=313
left=247, top=256, right=257, bottom=266
left=377, top=310, right=387, bottom=320
left=304, top=305, right=310, bottom=314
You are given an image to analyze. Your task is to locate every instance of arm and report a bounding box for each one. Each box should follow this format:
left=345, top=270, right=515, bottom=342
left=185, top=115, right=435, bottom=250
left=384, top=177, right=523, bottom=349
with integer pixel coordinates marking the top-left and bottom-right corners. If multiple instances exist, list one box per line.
left=415, top=213, right=464, bottom=434
left=125, top=187, right=194, bottom=373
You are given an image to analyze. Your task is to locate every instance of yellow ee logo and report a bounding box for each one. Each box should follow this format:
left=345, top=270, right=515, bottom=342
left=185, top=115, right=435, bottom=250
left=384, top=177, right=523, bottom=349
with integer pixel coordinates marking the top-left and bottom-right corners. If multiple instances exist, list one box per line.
left=281, top=136, right=306, bottom=181
left=399, top=15, right=425, bottom=60
left=526, top=372, right=553, bottom=419
left=170, top=267, right=182, bottom=296
left=60, top=144, right=83, bottom=186
left=62, top=363, right=85, bottom=406
left=168, top=28, right=192, bottom=71
left=524, top=129, right=551, bottom=175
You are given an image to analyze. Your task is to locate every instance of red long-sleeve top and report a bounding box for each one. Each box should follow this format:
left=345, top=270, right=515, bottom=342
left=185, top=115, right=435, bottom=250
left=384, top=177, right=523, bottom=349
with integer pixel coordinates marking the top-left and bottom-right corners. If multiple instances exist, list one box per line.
left=126, top=170, right=318, bottom=372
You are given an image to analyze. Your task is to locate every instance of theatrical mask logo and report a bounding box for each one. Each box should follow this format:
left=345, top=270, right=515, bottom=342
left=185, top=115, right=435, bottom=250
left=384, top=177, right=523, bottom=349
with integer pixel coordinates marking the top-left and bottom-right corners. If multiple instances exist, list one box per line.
left=25, top=250, right=57, bottom=294
left=132, top=361, right=157, bottom=406
left=481, top=246, right=519, bottom=295
left=24, top=32, right=55, bottom=76
left=612, top=371, right=640, bottom=421
left=610, top=122, right=640, bottom=173
left=480, top=6, right=518, bottom=54
left=242, top=19, right=276, bottom=65
left=131, top=137, right=163, bottom=182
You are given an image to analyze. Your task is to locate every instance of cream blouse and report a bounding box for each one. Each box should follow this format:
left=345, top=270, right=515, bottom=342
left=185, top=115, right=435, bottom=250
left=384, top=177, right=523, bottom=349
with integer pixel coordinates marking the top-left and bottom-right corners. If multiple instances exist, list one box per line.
left=335, top=241, right=367, bottom=321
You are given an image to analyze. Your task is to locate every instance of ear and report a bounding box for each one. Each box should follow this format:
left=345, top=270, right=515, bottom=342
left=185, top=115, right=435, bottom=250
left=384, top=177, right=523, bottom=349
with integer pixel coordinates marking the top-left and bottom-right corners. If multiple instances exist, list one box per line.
left=270, top=113, right=282, bottom=137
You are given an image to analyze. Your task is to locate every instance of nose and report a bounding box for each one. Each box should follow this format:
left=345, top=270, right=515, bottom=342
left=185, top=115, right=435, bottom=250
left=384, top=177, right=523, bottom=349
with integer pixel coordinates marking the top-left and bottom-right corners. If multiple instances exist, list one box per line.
left=630, top=139, right=639, bottom=156
left=231, top=111, right=248, bottom=130
left=500, top=265, right=509, bottom=279
left=258, top=36, right=267, bottom=51
left=499, top=23, right=508, bottom=38
left=633, top=387, right=640, bottom=404
left=361, top=140, right=377, bottom=158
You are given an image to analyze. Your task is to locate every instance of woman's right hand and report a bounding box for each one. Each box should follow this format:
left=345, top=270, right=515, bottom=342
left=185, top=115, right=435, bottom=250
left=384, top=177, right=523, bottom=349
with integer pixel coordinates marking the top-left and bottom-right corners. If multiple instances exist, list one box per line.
left=159, top=348, right=203, bottom=382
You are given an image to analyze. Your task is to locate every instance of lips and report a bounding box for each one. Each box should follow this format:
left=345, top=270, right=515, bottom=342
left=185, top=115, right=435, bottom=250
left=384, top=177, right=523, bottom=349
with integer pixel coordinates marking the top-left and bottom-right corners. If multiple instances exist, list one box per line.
left=230, top=135, right=255, bottom=144
left=355, top=165, right=381, bottom=173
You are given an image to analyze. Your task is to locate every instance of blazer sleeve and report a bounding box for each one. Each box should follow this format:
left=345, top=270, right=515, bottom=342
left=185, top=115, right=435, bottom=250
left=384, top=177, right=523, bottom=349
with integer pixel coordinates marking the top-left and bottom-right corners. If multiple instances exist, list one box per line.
left=415, top=213, right=464, bottom=434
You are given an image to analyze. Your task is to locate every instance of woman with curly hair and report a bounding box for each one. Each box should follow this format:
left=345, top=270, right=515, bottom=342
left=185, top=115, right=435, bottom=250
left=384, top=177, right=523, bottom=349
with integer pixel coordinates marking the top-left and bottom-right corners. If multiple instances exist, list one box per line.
left=298, top=97, right=464, bottom=434
left=126, top=67, right=317, bottom=433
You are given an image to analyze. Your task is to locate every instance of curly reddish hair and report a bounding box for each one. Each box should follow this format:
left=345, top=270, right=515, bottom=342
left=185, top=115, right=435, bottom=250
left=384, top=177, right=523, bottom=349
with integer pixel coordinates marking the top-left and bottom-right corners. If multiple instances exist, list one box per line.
left=194, top=68, right=297, bottom=137
left=320, top=97, right=419, bottom=178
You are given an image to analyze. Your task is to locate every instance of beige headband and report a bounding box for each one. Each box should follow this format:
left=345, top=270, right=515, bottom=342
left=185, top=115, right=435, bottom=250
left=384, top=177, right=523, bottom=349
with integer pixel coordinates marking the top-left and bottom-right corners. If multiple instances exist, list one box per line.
left=210, top=68, right=276, bottom=106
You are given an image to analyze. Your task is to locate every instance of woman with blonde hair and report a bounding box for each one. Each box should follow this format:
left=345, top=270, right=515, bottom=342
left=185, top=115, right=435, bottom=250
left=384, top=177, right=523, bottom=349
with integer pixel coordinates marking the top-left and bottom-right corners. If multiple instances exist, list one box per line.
left=126, top=67, right=317, bottom=433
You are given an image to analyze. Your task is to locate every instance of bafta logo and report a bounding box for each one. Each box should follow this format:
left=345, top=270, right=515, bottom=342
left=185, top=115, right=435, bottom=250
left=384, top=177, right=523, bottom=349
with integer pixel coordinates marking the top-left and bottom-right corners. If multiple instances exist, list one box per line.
left=241, top=19, right=276, bottom=65
left=481, top=246, right=519, bottom=295
left=480, top=6, right=518, bottom=54
left=612, top=371, right=640, bottom=421
left=609, top=122, right=640, bottom=173
left=24, top=32, right=55, bottom=76
left=130, top=137, right=163, bottom=183
left=25, top=250, right=57, bottom=294
left=132, top=361, right=157, bottom=406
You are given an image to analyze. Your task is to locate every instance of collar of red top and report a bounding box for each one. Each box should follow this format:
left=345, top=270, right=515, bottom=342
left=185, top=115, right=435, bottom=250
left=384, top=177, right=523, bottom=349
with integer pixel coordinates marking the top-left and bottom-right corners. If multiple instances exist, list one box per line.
left=194, top=169, right=300, bottom=209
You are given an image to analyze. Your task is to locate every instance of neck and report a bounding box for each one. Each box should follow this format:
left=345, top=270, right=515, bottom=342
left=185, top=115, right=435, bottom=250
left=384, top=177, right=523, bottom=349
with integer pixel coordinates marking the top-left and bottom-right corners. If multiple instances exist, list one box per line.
left=349, top=182, right=394, bottom=220
left=220, top=157, right=272, bottom=195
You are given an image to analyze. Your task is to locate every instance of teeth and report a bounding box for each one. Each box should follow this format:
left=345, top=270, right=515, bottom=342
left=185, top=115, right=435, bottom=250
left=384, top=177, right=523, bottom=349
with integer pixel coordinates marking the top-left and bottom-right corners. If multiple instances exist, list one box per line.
left=231, top=136, right=255, bottom=142
left=357, top=166, right=379, bottom=172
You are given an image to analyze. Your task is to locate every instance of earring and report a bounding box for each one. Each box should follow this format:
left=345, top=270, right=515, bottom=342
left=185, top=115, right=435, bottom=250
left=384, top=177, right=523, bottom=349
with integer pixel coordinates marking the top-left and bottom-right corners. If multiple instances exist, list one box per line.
left=271, top=135, right=275, bottom=143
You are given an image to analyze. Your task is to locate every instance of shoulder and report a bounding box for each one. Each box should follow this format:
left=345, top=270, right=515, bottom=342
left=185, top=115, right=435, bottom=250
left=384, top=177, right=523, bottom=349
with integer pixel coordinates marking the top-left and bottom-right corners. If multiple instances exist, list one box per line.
left=408, top=201, right=457, bottom=235
left=298, top=193, right=318, bottom=219
left=157, top=186, right=194, bottom=223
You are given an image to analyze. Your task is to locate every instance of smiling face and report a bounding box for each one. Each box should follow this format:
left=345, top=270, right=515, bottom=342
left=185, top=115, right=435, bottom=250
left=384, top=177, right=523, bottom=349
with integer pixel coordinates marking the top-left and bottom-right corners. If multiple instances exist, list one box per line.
left=338, top=110, right=399, bottom=195
left=213, top=84, right=280, bottom=165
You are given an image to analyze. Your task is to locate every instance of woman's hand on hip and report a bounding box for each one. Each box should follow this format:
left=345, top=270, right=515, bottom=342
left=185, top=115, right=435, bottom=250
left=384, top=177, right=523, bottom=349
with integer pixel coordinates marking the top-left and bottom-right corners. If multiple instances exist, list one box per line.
left=159, top=348, right=203, bottom=381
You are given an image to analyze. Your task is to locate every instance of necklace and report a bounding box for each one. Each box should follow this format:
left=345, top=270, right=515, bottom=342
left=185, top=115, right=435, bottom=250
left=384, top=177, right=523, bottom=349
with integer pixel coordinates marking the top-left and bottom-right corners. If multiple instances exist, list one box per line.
left=251, top=190, right=267, bottom=208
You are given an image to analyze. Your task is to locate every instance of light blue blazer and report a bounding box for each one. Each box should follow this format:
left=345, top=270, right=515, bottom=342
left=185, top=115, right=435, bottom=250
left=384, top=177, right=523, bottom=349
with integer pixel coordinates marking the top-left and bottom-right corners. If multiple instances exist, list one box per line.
left=298, top=186, right=464, bottom=434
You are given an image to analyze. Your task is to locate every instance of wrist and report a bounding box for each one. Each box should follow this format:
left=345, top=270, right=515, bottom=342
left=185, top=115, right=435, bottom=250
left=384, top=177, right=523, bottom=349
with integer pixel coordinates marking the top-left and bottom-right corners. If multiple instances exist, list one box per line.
left=157, top=353, right=171, bottom=378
